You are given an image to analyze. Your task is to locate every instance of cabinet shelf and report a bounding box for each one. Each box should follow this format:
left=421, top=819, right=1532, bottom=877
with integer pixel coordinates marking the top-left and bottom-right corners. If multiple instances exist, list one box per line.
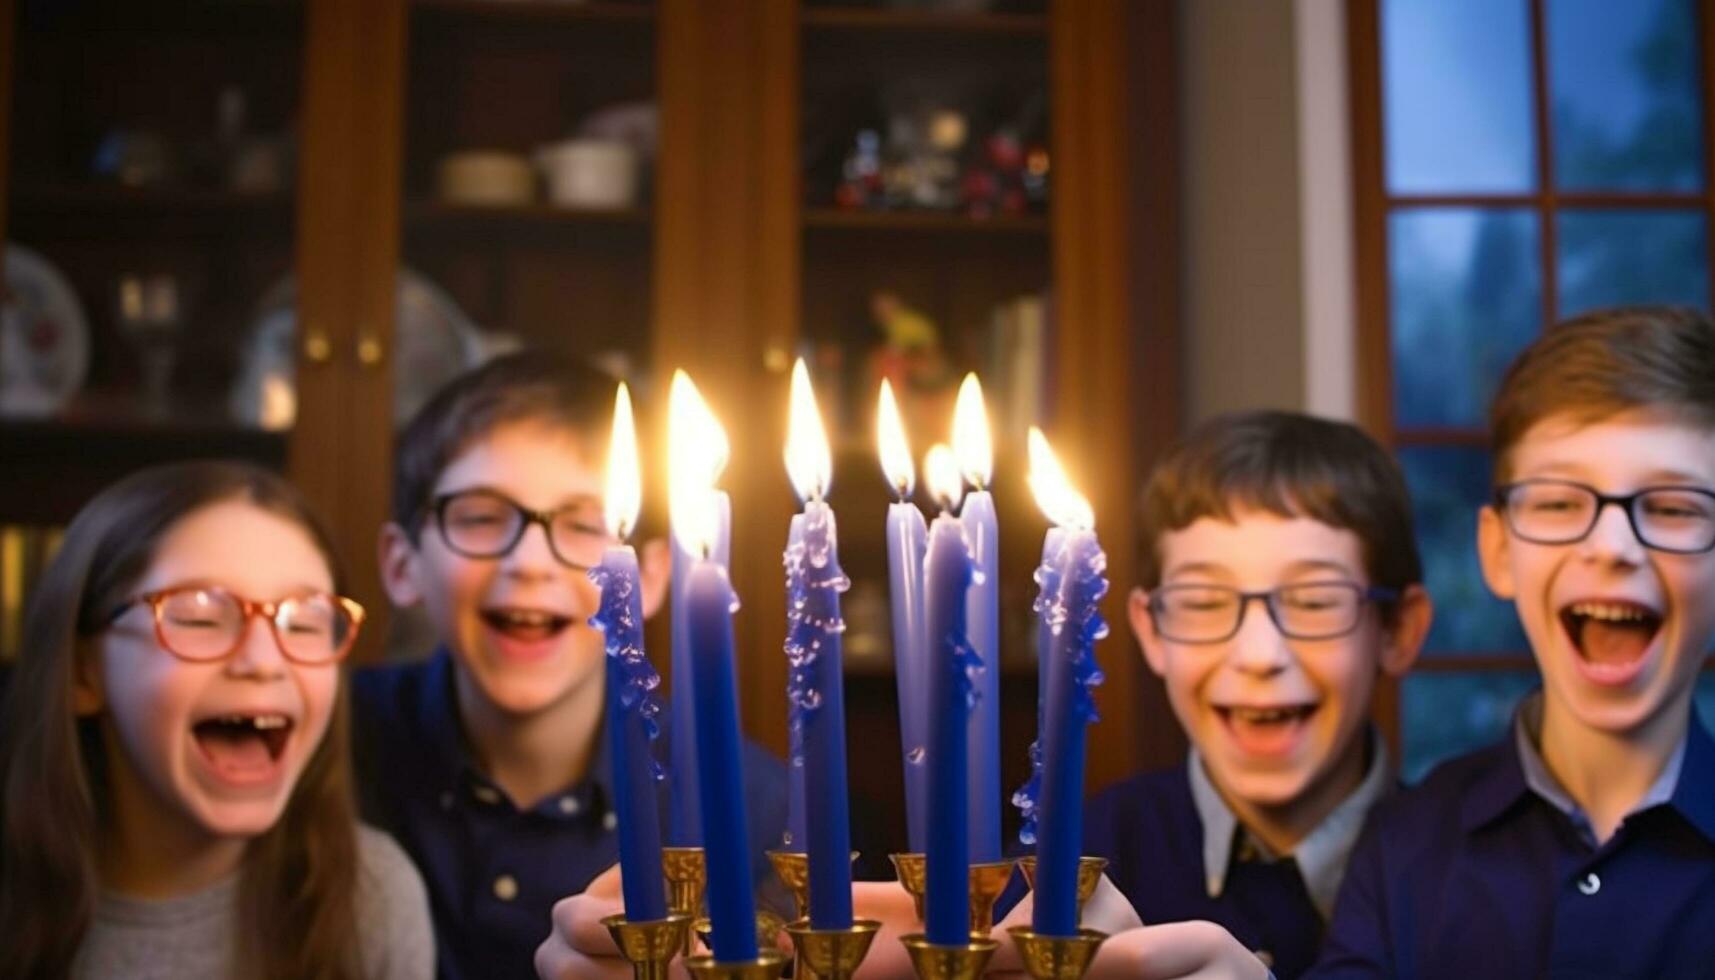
left=801, top=7, right=1046, bottom=37
left=411, top=0, right=653, bottom=28
left=8, top=185, right=294, bottom=238
left=803, top=207, right=1047, bottom=236
left=405, top=199, right=651, bottom=230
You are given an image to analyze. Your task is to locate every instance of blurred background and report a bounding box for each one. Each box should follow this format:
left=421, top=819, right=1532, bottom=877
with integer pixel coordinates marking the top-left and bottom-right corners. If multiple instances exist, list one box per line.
left=2, top=0, right=1713, bottom=859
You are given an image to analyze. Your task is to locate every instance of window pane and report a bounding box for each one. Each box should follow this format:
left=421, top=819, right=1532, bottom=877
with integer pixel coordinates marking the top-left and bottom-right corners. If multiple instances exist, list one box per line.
left=1390, top=209, right=1542, bottom=428
left=1401, top=670, right=1539, bottom=782
left=1698, top=671, right=1715, bottom=726
left=1383, top=0, right=1536, bottom=193
left=1557, top=209, right=1709, bottom=316
left=1397, top=446, right=1530, bottom=654
left=1547, top=0, right=1703, bottom=191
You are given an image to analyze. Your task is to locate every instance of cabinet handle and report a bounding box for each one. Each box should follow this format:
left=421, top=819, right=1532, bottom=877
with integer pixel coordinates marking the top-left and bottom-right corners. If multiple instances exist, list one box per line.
left=357, top=333, right=386, bottom=368
left=303, top=328, right=333, bottom=365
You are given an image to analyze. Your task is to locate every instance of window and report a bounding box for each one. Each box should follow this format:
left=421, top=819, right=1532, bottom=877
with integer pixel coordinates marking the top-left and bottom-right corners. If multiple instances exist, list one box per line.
left=1351, top=0, right=1715, bottom=778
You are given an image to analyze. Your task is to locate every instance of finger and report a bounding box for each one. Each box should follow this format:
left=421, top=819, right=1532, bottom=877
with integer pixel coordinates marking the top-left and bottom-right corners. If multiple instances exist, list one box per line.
left=585, top=862, right=625, bottom=899
left=552, top=893, right=627, bottom=955
left=533, top=937, right=632, bottom=980
left=1081, top=875, right=1143, bottom=933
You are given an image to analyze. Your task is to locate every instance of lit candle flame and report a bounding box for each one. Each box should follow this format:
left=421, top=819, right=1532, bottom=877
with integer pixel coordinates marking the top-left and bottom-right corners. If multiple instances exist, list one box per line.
left=1027, top=426, right=1094, bottom=531
left=952, top=373, right=993, bottom=490
left=604, top=382, right=641, bottom=541
left=924, top=443, right=964, bottom=513
left=876, top=379, right=915, bottom=499
left=785, top=359, right=833, bottom=503
left=668, top=369, right=728, bottom=557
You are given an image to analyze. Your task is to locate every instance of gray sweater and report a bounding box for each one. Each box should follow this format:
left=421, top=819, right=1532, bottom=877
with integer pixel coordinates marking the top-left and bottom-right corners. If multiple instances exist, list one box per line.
left=72, top=825, right=434, bottom=980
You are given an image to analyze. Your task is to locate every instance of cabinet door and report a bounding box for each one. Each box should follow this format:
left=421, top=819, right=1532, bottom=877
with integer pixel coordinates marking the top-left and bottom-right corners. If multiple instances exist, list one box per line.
left=1, top=0, right=307, bottom=657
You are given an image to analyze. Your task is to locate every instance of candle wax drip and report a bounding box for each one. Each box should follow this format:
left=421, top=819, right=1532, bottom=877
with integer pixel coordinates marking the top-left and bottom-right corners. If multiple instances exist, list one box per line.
left=589, top=563, right=666, bottom=781
left=1012, top=540, right=1110, bottom=846
left=784, top=505, right=851, bottom=772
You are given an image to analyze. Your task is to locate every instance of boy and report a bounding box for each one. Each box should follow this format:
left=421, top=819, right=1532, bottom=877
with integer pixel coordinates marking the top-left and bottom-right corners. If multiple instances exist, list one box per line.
left=1314, top=306, right=1715, bottom=977
left=352, top=353, right=789, bottom=980
left=536, top=410, right=1431, bottom=980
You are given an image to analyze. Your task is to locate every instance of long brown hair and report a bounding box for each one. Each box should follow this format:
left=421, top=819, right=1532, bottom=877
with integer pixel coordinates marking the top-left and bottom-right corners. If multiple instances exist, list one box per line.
left=0, top=461, right=362, bottom=980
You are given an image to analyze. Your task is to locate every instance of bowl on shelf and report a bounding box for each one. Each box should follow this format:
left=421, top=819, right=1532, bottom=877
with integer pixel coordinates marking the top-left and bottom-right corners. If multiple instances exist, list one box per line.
left=535, top=139, right=638, bottom=210
left=437, top=150, right=536, bottom=208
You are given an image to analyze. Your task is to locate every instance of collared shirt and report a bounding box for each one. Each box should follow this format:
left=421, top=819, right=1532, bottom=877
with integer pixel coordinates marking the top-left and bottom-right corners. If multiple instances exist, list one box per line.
left=1190, top=735, right=1392, bottom=921
left=351, top=649, right=790, bottom=980
left=1313, top=699, right=1715, bottom=979
left=1037, top=734, right=1395, bottom=980
left=1512, top=693, right=1686, bottom=848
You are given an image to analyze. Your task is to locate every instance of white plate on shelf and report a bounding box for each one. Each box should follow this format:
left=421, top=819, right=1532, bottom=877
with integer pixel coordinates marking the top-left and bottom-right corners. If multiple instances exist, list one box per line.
left=1, top=243, right=90, bottom=417
left=231, top=268, right=501, bottom=430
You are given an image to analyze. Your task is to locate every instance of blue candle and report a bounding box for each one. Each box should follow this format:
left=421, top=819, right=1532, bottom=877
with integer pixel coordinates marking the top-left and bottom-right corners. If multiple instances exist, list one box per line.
left=782, top=515, right=808, bottom=854
left=886, top=498, right=930, bottom=853
left=784, top=359, right=854, bottom=928
left=878, top=380, right=930, bottom=855
left=953, top=375, right=1000, bottom=862
left=923, top=444, right=979, bottom=947
left=592, top=382, right=668, bottom=922
left=593, top=546, right=669, bottom=922
left=789, top=501, right=855, bottom=928
left=686, top=556, right=759, bottom=962
left=1011, top=526, right=1065, bottom=849
left=1027, top=430, right=1109, bottom=937
left=669, top=369, right=733, bottom=847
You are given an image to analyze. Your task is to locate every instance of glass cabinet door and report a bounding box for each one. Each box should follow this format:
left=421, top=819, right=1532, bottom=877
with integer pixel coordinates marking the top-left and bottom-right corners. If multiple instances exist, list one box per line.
left=2, top=0, right=305, bottom=659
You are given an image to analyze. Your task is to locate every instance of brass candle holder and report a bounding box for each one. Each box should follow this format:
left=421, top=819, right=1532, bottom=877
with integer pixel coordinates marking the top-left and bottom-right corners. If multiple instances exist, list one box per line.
left=601, top=914, right=693, bottom=980
left=967, top=859, right=1017, bottom=935
left=662, top=846, right=707, bottom=957
left=682, top=948, right=790, bottom=980
left=889, top=854, right=1018, bottom=934
left=889, top=853, right=928, bottom=921
left=766, top=850, right=862, bottom=979
left=692, top=910, right=787, bottom=955
left=1006, top=927, right=1109, bottom=980
left=1016, top=856, right=1109, bottom=917
left=785, top=918, right=881, bottom=980
left=899, top=933, right=999, bottom=980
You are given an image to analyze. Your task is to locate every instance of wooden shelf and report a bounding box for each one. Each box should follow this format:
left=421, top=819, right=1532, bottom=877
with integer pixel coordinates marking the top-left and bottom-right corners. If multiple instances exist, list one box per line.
left=801, top=6, right=1046, bottom=36
left=404, top=200, right=651, bottom=234
left=411, top=0, right=653, bottom=27
left=11, top=184, right=291, bottom=215
left=803, top=207, right=1047, bottom=235
left=7, top=185, right=295, bottom=239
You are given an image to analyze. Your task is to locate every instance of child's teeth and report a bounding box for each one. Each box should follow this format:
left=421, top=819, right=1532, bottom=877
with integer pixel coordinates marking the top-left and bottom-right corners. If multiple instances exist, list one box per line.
left=1569, top=602, right=1651, bottom=622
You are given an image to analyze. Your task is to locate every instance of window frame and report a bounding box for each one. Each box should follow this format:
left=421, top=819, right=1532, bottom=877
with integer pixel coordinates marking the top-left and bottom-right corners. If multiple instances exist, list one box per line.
left=1347, top=0, right=1715, bottom=754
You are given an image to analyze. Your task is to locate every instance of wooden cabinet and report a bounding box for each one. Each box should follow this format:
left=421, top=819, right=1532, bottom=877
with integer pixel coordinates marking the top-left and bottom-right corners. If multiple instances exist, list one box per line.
left=1, top=0, right=1180, bottom=844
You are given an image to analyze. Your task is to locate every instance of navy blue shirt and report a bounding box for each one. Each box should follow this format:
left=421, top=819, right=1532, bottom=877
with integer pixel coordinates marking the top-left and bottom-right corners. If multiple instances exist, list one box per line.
left=1312, top=711, right=1715, bottom=979
left=352, top=649, right=790, bottom=980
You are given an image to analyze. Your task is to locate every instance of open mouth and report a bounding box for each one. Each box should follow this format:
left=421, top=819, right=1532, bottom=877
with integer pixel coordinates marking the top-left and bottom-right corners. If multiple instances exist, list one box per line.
left=482, top=607, right=573, bottom=643
left=1214, top=704, right=1318, bottom=756
left=192, top=713, right=293, bottom=778
left=1559, top=600, right=1662, bottom=671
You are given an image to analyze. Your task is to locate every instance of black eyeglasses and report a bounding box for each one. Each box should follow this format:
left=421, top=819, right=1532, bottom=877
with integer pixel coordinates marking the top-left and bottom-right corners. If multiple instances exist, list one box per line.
left=430, top=488, right=612, bottom=569
left=1148, top=581, right=1399, bottom=644
left=105, top=585, right=364, bottom=665
left=1492, top=480, right=1715, bottom=555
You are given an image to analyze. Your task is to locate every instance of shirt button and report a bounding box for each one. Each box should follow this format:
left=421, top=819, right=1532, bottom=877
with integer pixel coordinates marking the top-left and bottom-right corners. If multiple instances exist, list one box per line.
left=493, top=874, right=519, bottom=901
left=558, top=796, right=581, bottom=816
left=602, top=811, right=619, bottom=832
left=472, top=785, right=502, bottom=806
left=1578, top=872, right=1601, bottom=896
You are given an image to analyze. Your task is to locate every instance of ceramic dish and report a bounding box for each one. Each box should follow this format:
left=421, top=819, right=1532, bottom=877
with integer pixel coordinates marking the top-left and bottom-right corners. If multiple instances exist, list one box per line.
left=1, top=243, right=90, bottom=416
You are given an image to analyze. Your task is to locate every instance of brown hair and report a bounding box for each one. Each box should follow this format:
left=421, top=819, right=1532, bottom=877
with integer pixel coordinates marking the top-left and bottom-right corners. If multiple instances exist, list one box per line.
left=0, top=461, right=361, bottom=980
left=1137, top=411, right=1422, bottom=609
left=1490, top=305, right=1715, bottom=482
left=392, top=350, right=616, bottom=534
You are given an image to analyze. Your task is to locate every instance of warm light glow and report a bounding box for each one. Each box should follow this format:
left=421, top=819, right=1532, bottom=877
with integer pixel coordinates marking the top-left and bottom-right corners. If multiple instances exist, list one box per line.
left=668, top=370, right=728, bottom=557
left=604, top=383, right=641, bottom=541
left=876, top=380, right=915, bottom=499
left=1027, top=426, right=1094, bottom=531
left=951, top=373, right=993, bottom=489
left=924, top=443, right=964, bottom=513
left=785, top=359, right=833, bottom=502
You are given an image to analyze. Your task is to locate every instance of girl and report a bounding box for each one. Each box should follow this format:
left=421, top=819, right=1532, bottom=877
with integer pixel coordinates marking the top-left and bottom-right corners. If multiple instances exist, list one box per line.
left=0, top=461, right=433, bottom=980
